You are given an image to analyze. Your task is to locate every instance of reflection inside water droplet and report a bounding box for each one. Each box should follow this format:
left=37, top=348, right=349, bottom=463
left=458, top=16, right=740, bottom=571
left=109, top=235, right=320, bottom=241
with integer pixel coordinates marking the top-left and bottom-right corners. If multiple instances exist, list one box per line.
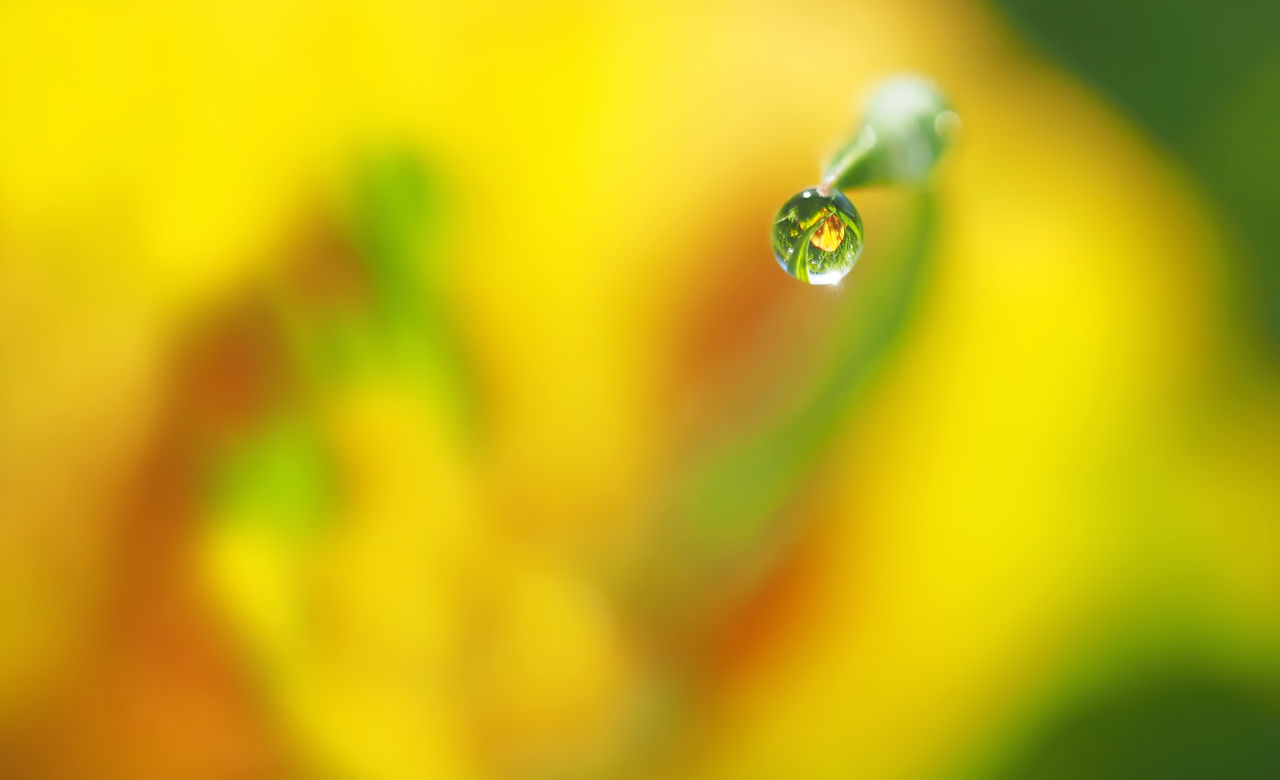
left=771, top=188, right=863, bottom=285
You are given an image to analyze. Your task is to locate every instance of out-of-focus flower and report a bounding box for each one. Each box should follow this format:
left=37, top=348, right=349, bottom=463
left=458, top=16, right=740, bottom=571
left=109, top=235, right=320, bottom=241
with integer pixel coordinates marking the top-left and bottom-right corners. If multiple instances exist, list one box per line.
left=0, top=1, right=1277, bottom=778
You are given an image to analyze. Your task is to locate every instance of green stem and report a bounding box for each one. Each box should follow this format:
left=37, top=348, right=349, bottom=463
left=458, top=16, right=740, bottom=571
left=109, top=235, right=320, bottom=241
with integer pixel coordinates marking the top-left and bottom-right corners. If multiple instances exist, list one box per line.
left=819, top=76, right=957, bottom=193
left=818, top=124, right=879, bottom=194
left=651, top=192, right=940, bottom=593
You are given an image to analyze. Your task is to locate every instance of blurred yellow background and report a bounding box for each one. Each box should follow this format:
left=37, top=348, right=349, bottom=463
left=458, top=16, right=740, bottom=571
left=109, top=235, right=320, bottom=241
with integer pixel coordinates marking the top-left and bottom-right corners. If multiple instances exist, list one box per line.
left=1, top=0, right=1278, bottom=778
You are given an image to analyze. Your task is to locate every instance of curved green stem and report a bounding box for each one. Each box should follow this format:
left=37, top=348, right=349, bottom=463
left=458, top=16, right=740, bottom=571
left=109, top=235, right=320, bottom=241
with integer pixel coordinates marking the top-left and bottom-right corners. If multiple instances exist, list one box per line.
left=650, top=192, right=940, bottom=595
left=818, top=124, right=879, bottom=194
left=820, top=76, right=957, bottom=192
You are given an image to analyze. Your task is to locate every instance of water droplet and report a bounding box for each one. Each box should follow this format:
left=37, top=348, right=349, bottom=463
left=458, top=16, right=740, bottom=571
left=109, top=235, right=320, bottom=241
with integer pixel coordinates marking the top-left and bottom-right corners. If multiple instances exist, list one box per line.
left=771, top=188, right=863, bottom=285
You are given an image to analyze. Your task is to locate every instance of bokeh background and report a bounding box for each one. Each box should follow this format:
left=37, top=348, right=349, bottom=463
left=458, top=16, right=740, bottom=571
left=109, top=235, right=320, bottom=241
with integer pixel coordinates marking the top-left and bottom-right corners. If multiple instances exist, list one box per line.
left=2, top=0, right=1278, bottom=777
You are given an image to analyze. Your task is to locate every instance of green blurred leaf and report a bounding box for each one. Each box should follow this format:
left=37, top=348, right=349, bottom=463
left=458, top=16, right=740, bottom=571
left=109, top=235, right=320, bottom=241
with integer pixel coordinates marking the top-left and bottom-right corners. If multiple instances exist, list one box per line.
left=990, top=0, right=1280, bottom=347
left=209, top=412, right=335, bottom=536
left=986, top=671, right=1280, bottom=780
